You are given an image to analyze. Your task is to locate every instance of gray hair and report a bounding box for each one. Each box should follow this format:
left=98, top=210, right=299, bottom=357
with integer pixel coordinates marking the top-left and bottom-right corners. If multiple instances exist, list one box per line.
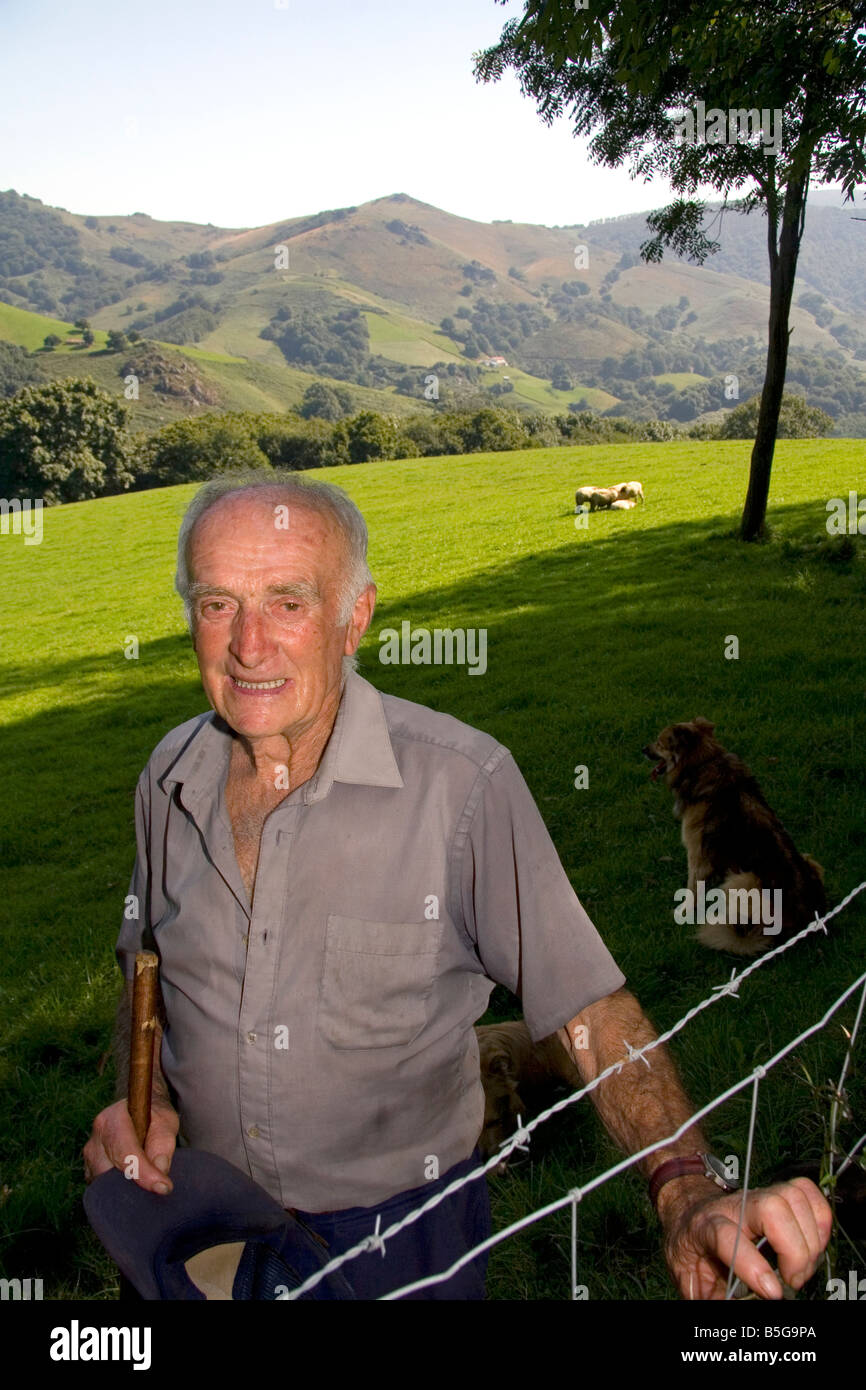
left=174, top=468, right=375, bottom=676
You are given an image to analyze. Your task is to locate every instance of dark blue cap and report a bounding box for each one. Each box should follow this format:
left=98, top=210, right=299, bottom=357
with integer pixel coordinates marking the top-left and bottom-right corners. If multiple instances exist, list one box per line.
left=84, top=1148, right=356, bottom=1300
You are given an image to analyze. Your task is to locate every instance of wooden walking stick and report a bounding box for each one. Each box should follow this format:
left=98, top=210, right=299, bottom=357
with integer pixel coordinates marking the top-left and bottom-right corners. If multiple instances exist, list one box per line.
left=128, top=951, right=159, bottom=1147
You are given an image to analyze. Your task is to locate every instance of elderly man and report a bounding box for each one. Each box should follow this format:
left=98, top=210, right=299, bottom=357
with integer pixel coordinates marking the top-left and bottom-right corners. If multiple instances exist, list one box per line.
left=84, top=470, right=831, bottom=1301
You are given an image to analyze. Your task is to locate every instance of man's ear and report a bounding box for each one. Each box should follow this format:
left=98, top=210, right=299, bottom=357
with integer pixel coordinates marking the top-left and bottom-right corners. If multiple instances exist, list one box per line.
left=344, top=583, right=377, bottom=656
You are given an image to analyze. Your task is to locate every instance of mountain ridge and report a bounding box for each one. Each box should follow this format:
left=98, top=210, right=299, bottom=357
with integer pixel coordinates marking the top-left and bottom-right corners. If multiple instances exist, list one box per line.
left=2, top=187, right=865, bottom=433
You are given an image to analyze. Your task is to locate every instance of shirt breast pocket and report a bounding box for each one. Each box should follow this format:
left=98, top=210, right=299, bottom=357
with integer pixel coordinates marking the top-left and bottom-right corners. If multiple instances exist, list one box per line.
left=318, top=915, right=444, bottom=1049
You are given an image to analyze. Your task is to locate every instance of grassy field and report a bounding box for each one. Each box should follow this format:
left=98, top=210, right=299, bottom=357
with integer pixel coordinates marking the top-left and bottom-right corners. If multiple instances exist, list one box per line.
left=652, top=371, right=711, bottom=388
left=0, top=302, right=106, bottom=353
left=477, top=364, right=617, bottom=412
left=0, top=439, right=864, bottom=1301
left=361, top=307, right=464, bottom=365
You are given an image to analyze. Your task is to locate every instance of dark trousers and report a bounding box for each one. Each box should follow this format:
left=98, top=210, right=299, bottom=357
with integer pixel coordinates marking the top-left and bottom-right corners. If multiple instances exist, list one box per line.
left=294, top=1148, right=491, bottom=1301
left=118, top=1147, right=491, bottom=1302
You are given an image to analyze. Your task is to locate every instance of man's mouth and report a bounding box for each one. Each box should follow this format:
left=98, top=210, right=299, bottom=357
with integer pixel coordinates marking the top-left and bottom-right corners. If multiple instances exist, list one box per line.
left=229, top=676, right=289, bottom=691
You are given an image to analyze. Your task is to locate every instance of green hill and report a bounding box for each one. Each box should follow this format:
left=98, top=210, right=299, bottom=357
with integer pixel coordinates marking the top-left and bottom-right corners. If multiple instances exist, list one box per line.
left=0, top=301, right=98, bottom=351
left=2, top=186, right=866, bottom=431
left=0, top=301, right=427, bottom=431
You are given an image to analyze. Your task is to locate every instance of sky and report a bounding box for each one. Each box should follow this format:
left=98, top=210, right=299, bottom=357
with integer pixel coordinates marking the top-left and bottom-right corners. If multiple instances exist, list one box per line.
left=0, top=0, right=693, bottom=230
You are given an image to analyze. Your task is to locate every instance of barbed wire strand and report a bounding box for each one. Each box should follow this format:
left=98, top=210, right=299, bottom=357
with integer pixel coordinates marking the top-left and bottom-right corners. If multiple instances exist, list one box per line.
left=724, top=1068, right=763, bottom=1300
left=829, top=976, right=866, bottom=1180
left=278, top=880, right=864, bottom=1301
left=836, top=1129, right=866, bottom=1179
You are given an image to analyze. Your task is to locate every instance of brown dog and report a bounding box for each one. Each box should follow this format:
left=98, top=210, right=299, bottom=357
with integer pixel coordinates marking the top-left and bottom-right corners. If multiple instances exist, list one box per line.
left=475, top=1021, right=582, bottom=1166
left=643, top=718, right=826, bottom=955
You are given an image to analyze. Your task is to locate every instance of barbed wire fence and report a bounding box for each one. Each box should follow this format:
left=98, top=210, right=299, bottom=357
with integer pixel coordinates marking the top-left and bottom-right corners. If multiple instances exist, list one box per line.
left=279, top=880, right=866, bottom=1302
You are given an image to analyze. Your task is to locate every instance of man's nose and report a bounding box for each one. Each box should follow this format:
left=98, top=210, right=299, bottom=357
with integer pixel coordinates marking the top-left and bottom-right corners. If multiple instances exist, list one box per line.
left=229, top=607, right=276, bottom=665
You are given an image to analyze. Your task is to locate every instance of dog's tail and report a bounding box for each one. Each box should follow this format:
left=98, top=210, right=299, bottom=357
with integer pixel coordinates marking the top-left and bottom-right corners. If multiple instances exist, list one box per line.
left=695, top=872, right=774, bottom=956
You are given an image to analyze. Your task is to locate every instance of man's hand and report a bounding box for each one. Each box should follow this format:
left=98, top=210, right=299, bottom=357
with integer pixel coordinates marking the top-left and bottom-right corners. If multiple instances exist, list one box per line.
left=82, top=1097, right=179, bottom=1195
left=659, top=1174, right=832, bottom=1300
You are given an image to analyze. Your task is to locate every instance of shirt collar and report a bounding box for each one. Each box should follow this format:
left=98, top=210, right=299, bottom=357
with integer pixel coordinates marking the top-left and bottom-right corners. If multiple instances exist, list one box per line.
left=159, top=670, right=404, bottom=809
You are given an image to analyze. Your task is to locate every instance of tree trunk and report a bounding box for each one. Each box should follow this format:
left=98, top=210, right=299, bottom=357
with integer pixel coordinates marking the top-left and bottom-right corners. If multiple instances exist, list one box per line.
left=740, top=170, right=809, bottom=541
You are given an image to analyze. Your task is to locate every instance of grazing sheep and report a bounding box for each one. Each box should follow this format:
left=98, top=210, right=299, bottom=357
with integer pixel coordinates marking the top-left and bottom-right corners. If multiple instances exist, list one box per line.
left=618, top=480, right=644, bottom=503
left=589, top=487, right=620, bottom=511
left=610, top=498, right=636, bottom=510
left=575, top=485, right=603, bottom=509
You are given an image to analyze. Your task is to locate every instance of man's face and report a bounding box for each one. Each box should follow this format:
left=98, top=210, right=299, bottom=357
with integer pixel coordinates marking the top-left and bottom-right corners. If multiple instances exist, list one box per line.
left=187, top=493, right=374, bottom=747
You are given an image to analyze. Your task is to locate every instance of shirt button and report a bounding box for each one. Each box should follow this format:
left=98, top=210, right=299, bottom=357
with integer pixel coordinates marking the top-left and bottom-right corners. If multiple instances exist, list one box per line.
left=247, top=1032, right=257, bottom=1044
left=247, top=1125, right=260, bottom=1139
left=242, top=933, right=249, bottom=946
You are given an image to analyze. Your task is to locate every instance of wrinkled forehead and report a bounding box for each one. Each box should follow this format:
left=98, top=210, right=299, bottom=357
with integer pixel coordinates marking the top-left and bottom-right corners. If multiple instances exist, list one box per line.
left=189, top=492, right=349, bottom=579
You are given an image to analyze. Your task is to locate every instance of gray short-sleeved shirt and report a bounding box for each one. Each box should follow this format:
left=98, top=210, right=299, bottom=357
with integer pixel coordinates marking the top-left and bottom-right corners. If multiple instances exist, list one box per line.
left=116, top=671, right=625, bottom=1211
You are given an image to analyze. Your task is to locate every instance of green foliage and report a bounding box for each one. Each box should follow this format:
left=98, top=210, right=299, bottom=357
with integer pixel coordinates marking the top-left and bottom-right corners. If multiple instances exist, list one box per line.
left=719, top=392, right=835, bottom=440
left=253, top=413, right=348, bottom=470
left=109, top=245, right=154, bottom=270
left=0, top=377, right=134, bottom=503
left=477, top=2, right=866, bottom=230
left=456, top=407, right=528, bottom=453
left=0, top=339, right=46, bottom=396
left=0, top=191, right=81, bottom=282
left=42, top=333, right=62, bottom=351
left=154, top=307, right=216, bottom=346
left=263, top=303, right=369, bottom=380
left=126, top=402, right=728, bottom=488
left=106, top=329, right=129, bottom=353
left=131, top=292, right=219, bottom=345
left=446, top=296, right=549, bottom=366
left=339, top=410, right=407, bottom=464
left=135, top=413, right=271, bottom=486
left=462, top=260, right=496, bottom=285
left=299, top=381, right=354, bottom=422
left=385, top=219, right=430, bottom=246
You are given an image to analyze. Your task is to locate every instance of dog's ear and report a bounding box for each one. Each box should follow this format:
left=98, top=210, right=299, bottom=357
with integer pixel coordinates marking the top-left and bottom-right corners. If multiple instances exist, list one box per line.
left=670, top=722, right=702, bottom=755
left=693, top=717, right=715, bottom=734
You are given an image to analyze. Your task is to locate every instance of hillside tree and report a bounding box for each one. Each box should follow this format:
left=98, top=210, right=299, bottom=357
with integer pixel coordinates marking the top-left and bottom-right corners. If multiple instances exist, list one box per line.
left=475, top=0, right=866, bottom=539
left=137, top=414, right=271, bottom=486
left=0, top=378, right=134, bottom=503
left=0, top=341, right=46, bottom=397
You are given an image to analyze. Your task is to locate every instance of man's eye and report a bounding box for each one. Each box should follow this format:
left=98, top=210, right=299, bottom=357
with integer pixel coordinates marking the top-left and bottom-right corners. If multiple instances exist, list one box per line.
left=280, top=602, right=300, bottom=612
left=202, top=601, right=227, bottom=613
